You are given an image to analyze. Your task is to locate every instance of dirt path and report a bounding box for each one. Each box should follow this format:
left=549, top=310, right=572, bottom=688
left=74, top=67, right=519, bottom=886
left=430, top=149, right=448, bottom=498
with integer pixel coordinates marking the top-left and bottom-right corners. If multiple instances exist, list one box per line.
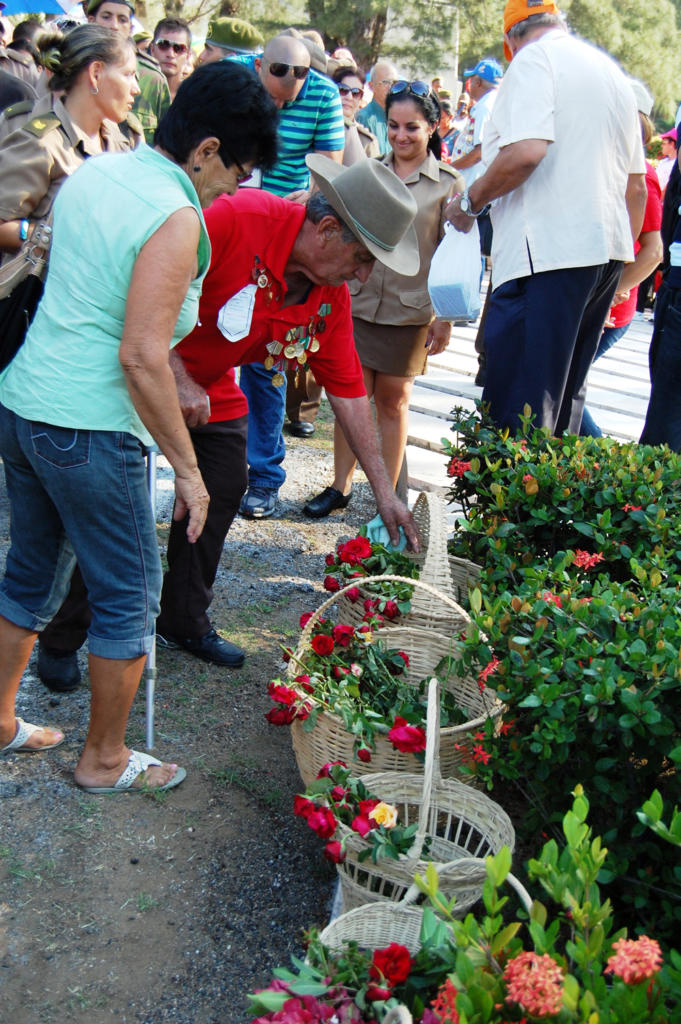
left=0, top=414, right=384, bottom=1023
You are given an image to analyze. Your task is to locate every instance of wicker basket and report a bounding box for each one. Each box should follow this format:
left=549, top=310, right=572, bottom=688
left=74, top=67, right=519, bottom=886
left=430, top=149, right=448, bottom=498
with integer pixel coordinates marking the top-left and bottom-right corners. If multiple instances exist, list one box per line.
left=335, top=491, right=480, bottom=632
left=335, top=680, right=515, bottom=915
left=288, top=576, right=502, bottom=786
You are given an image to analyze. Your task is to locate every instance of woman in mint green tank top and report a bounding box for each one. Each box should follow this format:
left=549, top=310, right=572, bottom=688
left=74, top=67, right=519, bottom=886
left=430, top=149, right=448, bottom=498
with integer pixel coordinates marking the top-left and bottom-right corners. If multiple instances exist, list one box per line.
left=0, top=62, right=277, bottom=794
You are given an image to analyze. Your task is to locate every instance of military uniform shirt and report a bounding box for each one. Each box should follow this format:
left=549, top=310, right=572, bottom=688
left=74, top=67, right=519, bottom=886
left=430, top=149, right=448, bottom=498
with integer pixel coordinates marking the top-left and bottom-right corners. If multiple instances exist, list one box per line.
left=133, top=52, right=170, bottom=144
left=0, top=93, right=132, bottom=225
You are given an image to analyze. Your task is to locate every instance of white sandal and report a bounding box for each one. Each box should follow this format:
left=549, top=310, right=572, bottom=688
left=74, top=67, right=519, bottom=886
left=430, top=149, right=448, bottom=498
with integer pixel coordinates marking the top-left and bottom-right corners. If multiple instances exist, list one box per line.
left=78, top=749, right=187, bottom=794
left=0, top=717, right=64, bottom=754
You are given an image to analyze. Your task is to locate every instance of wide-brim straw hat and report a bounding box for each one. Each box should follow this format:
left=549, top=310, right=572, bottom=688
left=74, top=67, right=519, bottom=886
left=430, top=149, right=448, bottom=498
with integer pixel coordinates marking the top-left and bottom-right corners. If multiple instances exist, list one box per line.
left=306, top=154, right=419, bottom=276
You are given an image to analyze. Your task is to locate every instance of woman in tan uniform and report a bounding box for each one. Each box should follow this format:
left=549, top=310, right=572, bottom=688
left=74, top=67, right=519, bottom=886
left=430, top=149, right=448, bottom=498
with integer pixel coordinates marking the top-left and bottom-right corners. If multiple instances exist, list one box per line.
left=0, top=24, right=139, bottom=257
left=304, top=81, right=464, bottom=516
left=333, top=65, right=380, bottom=164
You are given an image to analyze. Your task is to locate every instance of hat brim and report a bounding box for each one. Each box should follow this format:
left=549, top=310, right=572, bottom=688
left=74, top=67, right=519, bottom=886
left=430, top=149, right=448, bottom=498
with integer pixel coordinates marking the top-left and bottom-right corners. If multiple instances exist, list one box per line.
left=306, top=155, right=420, bottom=277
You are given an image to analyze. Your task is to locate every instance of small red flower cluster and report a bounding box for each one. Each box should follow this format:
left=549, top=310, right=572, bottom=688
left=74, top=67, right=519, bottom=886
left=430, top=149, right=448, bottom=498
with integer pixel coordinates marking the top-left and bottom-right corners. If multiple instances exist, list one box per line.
left=622, top=503, right=643, bottom=512
left=541, top=591, right=562, bottom=608
left=573, top=549, right=605, bottom=570
left=503, top=951, right=564, bottom=1017
left=447, top=458, right=472, bottom=478
left=477, top=655, right=501, bottom=691
left=605, top=935, right=663, bottom=984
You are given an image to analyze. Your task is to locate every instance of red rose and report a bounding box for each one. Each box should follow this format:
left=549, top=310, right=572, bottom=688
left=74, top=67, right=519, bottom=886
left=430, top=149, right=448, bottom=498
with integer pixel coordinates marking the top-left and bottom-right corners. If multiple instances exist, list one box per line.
left=370, top=943, right=412, bottom=986
left=338, top=536, right=372, bottom=566
left=351, top=814, right=374, bottom=837
left=311, top=634, right=334, bottom=656
left=346, top=587, right=361, bottom=603
left=323, top=840, right=346, bottom=864
left=293, top=795, right=316, bottom=820
left=397, top=651, right=410, bottom=668
left=364, top=598, right=378, bottom=613
left=306, top=807, right=337, bottom=839
left=317, top=761, right=347, bottom=778
left=333, top=665, right=350, bottom=679
left=294, top=674, right=315, bottom=694
left=299, top=612, right=314, bottom=628
left=359, top=798, right=379, bottom=816
left=332, top=624, right=355, bottom=647
left=267, top=682, right=299, bottom=705
left=296, top=702, right=312, bottom=721
left=357, top=748, right=372, bottom=763
left=281, top=648, right=292, bottom=663
left=382, top=600, right=399, bottom=620
left=388, top=716, right=426, bottom=753
left=366, top=985, right=392, bottom=1002
left=265, top=706, right=296, bottom=725
left=331, top=785, right=347, bottom=801
left=323, top=575, right=340, bottom=592
left=325, top=553, right=336, bottom=566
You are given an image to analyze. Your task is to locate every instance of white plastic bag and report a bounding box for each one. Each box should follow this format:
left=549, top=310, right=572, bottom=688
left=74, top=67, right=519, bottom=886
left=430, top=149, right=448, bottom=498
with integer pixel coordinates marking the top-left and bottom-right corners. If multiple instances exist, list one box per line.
left=427, top=221, right=482, bottom=321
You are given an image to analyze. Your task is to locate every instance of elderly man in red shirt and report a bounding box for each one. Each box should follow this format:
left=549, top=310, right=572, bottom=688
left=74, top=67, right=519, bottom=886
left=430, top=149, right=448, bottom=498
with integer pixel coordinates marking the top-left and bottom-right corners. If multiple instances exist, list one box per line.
left=152, top=157, right=419, bottom=665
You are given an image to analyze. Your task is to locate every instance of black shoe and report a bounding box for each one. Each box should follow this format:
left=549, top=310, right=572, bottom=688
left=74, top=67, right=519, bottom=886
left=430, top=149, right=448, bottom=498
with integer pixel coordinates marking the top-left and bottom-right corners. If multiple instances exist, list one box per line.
left=303, top=486, right=352, bottom=519
left=37, top=644, right=81, bottom=693
left=288, top=421, right=315, bottom=438
left=156, top=627, right=245, bottom=668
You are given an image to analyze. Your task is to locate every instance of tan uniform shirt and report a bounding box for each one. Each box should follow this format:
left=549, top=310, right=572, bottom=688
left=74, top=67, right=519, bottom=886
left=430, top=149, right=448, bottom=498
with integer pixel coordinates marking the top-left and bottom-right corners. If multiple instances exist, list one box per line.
left=0, top=45, right=40, bottom=88
left=348, top=152, right=464, bottom=325
left=0, top=94, right=132, bottom=224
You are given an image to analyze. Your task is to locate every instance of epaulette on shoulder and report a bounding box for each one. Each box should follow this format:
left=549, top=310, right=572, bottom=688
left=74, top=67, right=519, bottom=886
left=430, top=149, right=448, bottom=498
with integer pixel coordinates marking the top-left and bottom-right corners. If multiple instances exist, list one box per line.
left=137, top=51, right=163, bottom=75
left=439, top=160, right=463, bottom=179
left=4, top=99, right=34, bottom=119
left=24, top=111, right=61, bottom=137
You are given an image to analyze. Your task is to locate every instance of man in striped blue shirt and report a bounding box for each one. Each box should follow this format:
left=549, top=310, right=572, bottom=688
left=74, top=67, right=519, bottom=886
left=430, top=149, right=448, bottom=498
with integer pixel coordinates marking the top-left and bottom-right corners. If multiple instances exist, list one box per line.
left=232, top=34, right=345, bottom=518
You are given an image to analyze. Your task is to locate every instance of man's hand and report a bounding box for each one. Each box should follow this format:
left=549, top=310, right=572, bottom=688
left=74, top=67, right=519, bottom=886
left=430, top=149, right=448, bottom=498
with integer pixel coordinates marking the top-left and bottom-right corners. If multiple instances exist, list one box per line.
left=376, top=492, right=419, bottom=551
left=445, top=195, right=476, bottom=234
left=170, top=350, right=211, bottom=427
left=173, top=468, right=210, bottom=543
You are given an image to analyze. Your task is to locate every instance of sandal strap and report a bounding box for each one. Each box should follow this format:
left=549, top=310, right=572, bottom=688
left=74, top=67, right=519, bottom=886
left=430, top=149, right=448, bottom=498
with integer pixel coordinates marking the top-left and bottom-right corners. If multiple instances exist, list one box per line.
left=1, top=717, right=36, bottom=752
left=114, top=750, right=162, bottom=790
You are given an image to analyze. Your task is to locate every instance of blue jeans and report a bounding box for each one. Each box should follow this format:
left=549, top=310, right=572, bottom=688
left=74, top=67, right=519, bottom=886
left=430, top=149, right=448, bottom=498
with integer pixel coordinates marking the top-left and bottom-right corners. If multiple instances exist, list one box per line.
left=239, top=362, right=286, bottom=490
left=580, top=321, right=631, bottom=437
left=0, top=405, right=160, bottom=658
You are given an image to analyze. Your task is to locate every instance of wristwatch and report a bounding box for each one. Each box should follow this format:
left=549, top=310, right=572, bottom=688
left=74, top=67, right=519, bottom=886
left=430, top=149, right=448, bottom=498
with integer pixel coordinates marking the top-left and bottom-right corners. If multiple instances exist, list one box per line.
left=459, top=190, right=490, bottom=218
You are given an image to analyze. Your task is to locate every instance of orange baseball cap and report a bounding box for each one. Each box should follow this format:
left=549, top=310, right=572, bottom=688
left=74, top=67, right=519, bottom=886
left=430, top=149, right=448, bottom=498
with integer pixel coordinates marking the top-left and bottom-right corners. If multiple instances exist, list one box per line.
left=503, top=0, right=560, bottom=60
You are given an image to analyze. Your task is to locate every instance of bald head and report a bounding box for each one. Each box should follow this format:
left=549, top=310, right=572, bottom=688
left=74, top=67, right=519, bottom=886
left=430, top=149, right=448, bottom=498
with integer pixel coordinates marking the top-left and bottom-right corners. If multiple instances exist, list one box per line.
left=371, top=59, right=398, bottom=107
left=263, top=34, right=310, bottom=67
left=256, top=33, right=311, bottom=107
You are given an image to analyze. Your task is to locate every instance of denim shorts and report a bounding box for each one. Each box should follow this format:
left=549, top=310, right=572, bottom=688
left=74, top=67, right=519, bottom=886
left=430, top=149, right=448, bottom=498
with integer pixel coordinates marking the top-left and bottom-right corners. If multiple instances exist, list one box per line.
left=0, top=404, right=161, bottom=658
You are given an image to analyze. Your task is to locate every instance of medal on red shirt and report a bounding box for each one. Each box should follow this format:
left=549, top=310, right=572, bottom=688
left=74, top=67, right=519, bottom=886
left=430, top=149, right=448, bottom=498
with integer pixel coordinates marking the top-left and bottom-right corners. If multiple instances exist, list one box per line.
left=265, top=302, right=332, bottom=388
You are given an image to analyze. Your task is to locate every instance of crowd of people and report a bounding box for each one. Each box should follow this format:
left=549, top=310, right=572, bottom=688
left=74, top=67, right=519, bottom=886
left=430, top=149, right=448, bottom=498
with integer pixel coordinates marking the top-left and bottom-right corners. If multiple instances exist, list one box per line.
left=0, top=0, right=677, bottom=792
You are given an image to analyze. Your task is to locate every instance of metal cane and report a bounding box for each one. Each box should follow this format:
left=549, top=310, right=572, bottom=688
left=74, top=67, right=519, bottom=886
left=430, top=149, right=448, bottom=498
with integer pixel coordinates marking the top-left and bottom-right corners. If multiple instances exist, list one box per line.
left=145, top=446, right=158, bottom=750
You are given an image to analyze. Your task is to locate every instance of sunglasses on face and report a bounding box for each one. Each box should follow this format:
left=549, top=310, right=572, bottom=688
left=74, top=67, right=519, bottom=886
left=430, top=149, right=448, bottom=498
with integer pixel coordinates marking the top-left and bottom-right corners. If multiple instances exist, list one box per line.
left=267, top=61, right=309, bottom=80
left=154, top=38, right=188, bottom=55
left=390, top=79, right=431, bottom=99
left=222, top=150, right=251, bottom=184
left=338, top=84, right=363, bottom=98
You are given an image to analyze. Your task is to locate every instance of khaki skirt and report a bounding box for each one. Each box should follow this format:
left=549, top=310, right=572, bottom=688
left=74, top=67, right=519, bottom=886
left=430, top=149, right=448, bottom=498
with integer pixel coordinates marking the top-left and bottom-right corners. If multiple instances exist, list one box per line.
left=352, top=317, right=430, bottom=378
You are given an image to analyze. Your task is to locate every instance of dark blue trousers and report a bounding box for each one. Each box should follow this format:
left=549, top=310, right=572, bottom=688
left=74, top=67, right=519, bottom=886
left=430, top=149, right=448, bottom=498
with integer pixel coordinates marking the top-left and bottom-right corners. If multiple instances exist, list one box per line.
left=640, top=283, right=681, bottom=451
left=482, top=260, right=622, bottom=435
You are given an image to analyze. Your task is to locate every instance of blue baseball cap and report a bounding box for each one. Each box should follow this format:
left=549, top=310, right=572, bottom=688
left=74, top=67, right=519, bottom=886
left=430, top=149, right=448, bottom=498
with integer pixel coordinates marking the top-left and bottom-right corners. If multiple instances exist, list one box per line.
left=463, top=58, right=503, bottom=84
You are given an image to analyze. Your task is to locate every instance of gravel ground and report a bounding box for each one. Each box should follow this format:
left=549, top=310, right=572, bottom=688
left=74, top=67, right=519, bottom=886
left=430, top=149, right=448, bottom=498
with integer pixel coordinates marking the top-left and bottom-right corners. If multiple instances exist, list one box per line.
left=0, top=408, right=388, bottom=1024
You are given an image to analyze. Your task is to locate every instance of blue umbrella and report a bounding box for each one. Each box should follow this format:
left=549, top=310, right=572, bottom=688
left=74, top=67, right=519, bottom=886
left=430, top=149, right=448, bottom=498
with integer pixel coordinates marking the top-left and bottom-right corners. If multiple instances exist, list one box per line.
left=2, top=0, right=77, bottom=13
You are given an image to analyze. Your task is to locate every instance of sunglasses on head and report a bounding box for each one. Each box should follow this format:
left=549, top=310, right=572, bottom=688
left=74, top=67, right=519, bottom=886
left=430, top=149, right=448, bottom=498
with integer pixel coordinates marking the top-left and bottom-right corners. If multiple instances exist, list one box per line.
left=154, top=38, right=188, bottom=55
left=267, top=61, right=309, bottom=80
left=338, top=84, right=362, bottom=98
left=390, top=80, right=431, bottom=98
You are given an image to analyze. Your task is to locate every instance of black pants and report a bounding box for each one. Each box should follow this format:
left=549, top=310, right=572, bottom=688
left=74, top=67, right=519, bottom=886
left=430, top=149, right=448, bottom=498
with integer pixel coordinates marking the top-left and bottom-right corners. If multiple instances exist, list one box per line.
left=483, top=260, right=622, bottom=435
left=41, top=416, right=249, bottom=651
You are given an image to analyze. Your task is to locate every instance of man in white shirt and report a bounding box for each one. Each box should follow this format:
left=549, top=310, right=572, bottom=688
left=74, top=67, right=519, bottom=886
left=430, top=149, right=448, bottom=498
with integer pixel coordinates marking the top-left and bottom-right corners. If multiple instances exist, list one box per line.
left=451, top=58, right=503, bottom=187
left=447, top=0, right=647, bottom=435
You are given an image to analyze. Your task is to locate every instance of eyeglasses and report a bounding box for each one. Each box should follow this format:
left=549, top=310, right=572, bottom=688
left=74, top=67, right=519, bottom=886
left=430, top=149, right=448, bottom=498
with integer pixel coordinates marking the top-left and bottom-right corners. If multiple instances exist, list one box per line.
left=224, top=150, right=252, bottom=185
left=267, top=61, right=309, bottom=80
left=390, top=80, right=431, bottom=98
left=338, top=84, right=363, bottom=98
left=154, top=38, right=189, bottom=56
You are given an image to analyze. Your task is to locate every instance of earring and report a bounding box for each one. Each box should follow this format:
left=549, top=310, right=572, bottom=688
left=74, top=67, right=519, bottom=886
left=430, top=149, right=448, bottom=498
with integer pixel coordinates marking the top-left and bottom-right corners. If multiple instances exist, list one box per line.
left=193, top=165, right=201, bottom=173
left=91, top=85, right=99, bottom=95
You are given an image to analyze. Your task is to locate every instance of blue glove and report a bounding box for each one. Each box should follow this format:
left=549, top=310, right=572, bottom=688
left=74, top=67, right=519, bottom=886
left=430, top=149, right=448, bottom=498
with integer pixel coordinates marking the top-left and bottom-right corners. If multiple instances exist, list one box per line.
left=365, top=514, right=408, bottom=552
